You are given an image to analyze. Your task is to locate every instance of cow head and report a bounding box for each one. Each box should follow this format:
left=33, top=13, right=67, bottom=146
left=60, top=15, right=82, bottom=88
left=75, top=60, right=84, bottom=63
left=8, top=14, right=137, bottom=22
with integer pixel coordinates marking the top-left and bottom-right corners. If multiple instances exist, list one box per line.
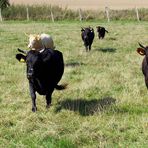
left=81, top=27, right=94, bottom=40
left=16, top=49, right=42, bottom=79
left=96, top=26, right=101, bottom=32
left=137, top=43, right=148, bottom=56
left=27, top=34, right=43, bottom=50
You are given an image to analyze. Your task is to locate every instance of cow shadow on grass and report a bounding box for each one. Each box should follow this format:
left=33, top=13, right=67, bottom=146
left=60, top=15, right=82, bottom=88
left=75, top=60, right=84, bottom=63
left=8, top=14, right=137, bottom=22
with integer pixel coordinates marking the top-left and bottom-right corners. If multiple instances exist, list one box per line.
left=65, top=62, right=85, bottom=67
left=95, top=47, right=117, bottom=53
left=55, top=97, right=116, bottom=116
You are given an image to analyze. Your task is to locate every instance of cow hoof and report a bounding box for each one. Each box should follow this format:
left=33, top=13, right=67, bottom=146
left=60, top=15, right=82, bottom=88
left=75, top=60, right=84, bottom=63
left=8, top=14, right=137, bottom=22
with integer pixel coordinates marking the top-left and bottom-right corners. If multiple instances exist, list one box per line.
left=32, top=107, right=37, bottom=112
left=46, top=104, right=51, bottom=109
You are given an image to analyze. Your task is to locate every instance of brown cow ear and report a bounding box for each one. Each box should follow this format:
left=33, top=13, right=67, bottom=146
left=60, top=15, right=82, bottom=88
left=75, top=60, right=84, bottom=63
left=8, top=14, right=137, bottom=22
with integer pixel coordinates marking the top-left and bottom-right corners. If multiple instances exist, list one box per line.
left=137, top=48, right=145, bottom=56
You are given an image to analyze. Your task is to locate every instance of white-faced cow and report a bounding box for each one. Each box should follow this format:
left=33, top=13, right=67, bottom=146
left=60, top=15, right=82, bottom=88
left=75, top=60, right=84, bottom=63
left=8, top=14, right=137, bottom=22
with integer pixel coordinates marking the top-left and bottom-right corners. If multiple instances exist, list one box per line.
left=27, top=33, right=55, bottom=51
left=16, top=48, right=66, bottom=112
left=137, top=43, right=148, bottom=88
left=81, top=27, right=95, bottom=51
left=96, top=26, right=108, bottom=39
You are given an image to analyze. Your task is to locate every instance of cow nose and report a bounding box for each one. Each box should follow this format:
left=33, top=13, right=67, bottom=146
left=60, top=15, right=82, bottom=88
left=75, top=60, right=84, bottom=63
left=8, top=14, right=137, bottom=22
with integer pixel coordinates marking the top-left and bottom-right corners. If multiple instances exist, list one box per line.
left=27, top=73, right=32, bottom=79
left=84, top=36, right=87, bottom=39
left=27, top=68, right=34, bottom=79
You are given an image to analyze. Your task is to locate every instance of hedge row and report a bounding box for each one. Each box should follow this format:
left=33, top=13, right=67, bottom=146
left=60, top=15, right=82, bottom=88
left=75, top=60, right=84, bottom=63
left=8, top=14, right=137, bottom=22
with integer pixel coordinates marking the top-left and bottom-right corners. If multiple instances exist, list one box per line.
left=1, top=4, right=148, bottom=21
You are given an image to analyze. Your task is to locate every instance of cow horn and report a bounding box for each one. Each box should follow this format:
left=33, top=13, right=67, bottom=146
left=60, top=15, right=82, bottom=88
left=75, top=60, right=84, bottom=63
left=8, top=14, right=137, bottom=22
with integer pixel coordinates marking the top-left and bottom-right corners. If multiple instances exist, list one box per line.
left=138, top=42, right=146, bottom=49
left=137, top=48, right=145, bottom=56
left=36, top=34, right=41, bottom=40
left=89, top=26, right=92, bottom=30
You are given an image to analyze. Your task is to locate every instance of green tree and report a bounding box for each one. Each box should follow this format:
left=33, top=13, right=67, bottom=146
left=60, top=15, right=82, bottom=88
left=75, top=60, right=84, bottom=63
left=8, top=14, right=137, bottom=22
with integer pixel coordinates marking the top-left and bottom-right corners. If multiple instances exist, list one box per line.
left=0, top=0, right=10, bottom=10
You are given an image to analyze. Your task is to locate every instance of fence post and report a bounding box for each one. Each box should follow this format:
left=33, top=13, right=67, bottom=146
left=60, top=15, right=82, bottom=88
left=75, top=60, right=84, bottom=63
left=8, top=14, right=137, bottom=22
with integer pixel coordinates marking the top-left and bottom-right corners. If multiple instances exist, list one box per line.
left=79, top=8, right=83, bottom=21
left=0, top=8, right=3, bottom=22
left=105, top=7, right=110, bottom=22
left=26, top=7, right=29, bottom=21
left=135, top=7, right=140, bottom=21
left=50, top=6, right=54, bottom=23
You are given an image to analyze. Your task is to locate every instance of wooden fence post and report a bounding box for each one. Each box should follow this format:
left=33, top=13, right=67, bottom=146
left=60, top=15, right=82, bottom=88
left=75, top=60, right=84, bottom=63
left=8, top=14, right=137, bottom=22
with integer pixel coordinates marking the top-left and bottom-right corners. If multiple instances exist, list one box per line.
left=79, top=8, right=83, bottom=21
left=50, top=6, right=54, bottom=23
left=135, top=7, right=140, bottom=21
left=26, top=7, right=29, bottom=21
left=105, top=7, right=110, bottom=22
left=0, top=8, right=3, bottom=22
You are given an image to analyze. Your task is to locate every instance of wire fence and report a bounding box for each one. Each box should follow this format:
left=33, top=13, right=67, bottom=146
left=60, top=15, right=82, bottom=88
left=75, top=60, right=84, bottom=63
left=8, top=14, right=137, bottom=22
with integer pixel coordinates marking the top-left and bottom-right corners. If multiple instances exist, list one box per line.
left=1, top=5, right=148, bottom=22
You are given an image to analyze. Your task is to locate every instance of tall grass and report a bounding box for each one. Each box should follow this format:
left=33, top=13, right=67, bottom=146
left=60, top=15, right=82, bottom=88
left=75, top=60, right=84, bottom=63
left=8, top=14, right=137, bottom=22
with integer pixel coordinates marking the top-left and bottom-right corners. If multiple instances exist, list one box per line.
left=2, top=4, right=148, bottom=21
left=0, top=20, right=148, bottom=147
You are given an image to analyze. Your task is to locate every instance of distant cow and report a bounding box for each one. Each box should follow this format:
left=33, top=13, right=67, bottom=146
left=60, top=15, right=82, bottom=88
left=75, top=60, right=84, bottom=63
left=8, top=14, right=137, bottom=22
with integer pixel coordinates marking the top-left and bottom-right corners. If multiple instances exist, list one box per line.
left=137, top=43, right=148, bottom=88
left=16, top=48, right=66, bottom=112
left=81, top=27, right=95, bottom=51
left=27, top=33, right=55, bottom=51
left=96, top=26, right=108, bottom=39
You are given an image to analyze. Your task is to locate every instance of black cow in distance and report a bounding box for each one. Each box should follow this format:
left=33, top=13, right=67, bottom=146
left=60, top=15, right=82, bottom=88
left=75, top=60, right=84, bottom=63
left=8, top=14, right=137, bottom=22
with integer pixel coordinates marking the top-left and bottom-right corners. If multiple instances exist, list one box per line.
left=96, top=26, right=108, bottom=39
left=16, top=48, right=66, bottom=112
left=81, top=27, right=95, bottom=51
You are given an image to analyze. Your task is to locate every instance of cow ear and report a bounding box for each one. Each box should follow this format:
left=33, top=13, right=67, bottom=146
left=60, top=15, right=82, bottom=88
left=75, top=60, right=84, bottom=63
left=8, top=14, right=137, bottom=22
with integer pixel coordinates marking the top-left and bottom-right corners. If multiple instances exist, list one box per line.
left=16, top=54, right=26, bottom=63
left=137, top=48, right=145, bottom=56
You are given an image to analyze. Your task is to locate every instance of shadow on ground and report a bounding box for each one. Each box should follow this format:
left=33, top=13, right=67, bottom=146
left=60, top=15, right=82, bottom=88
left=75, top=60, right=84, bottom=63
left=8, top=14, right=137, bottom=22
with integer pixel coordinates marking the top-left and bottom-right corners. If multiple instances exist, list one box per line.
left=55, top=97, right=116, bottom=116
left=95, top=47, right=117, bottom=53
left=65, top=62, right=85, bottom=67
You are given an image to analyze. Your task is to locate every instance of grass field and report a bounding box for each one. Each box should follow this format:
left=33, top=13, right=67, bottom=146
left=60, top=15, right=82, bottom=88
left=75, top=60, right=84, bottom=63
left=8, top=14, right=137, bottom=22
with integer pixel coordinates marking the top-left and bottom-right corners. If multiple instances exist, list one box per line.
left=0, top=20, right=148, bottom=147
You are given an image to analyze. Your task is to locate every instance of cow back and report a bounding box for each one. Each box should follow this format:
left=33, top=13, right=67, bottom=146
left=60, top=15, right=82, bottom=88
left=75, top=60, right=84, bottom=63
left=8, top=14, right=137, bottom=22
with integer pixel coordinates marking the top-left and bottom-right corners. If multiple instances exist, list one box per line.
left=40, top=49, right=64, bottom=85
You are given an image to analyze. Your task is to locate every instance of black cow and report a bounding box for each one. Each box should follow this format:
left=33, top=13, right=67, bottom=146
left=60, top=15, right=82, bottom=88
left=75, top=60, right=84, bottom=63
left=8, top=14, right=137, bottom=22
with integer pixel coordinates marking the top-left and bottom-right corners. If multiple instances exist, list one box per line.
left=96, top=26, right=108, bottom=39
left=16, top=48, right=66, bottom=112
left=81, top=27, right=95, bottom=51
left=137, top=43, right=148, bottom=88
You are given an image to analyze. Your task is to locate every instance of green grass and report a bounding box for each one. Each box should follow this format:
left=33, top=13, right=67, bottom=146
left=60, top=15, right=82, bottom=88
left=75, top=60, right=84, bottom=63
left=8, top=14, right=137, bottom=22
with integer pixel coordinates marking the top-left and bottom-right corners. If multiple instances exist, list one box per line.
left=0, top=20, right=148, bottom=147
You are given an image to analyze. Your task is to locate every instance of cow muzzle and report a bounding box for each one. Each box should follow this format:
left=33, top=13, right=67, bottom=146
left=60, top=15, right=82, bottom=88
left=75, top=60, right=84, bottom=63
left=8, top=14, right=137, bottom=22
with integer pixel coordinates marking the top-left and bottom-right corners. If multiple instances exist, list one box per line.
left=27, top=68, right=34, bottom=79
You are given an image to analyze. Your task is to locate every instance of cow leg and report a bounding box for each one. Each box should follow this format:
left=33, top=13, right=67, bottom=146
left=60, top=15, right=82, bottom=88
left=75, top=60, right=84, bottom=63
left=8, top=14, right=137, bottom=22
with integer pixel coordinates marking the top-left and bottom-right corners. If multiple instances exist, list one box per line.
left=85, top=46, right=88, bottom=52
left=46, top=88, right=54, bottom=108
left=29, top=83, right=37, bottom=112
left=145, top=77, right=148, bottom=89
left=89, top=45, right=91, bottom=51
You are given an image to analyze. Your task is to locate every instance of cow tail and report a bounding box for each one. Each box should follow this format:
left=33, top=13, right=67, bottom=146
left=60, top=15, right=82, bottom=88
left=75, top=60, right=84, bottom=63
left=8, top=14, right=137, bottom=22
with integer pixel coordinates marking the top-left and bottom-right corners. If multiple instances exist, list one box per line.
left=55, top=84, right=67, bottom=90
left=105, top=30, right=109, bottom=33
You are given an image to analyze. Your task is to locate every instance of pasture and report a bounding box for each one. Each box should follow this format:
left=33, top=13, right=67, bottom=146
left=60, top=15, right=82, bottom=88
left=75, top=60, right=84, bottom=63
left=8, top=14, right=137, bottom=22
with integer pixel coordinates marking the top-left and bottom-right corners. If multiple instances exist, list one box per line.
left=0, top=20, right=148, bottom=147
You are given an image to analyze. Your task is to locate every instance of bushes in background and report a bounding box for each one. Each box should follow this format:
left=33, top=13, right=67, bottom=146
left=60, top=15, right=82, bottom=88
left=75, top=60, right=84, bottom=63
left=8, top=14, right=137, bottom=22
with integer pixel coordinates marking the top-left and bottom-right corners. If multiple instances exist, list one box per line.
left=1, top=4, right=148, bottom=21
